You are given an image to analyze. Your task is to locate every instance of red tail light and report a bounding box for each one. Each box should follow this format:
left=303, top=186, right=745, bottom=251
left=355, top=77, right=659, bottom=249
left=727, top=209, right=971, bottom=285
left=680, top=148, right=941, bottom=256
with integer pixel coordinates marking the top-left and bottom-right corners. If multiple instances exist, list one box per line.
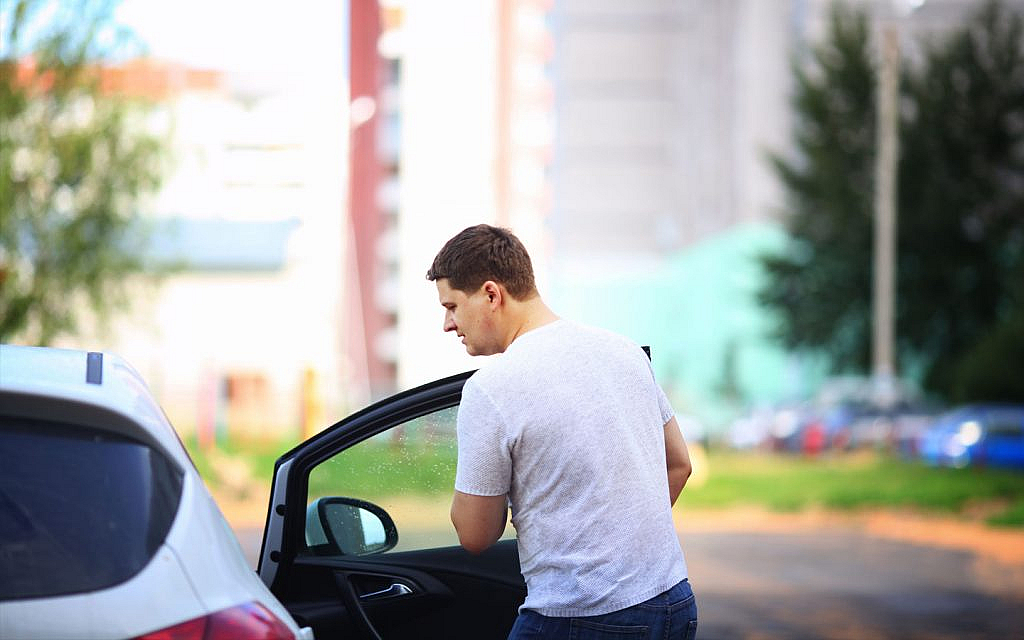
left=134, top=602, right=294, bottom=640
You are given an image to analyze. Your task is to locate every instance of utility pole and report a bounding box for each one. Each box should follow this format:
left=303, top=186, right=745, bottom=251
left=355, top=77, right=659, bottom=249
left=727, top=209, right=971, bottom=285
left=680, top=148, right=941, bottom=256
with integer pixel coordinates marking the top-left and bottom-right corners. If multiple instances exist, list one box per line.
left=872, top=18, right=900, bottom=407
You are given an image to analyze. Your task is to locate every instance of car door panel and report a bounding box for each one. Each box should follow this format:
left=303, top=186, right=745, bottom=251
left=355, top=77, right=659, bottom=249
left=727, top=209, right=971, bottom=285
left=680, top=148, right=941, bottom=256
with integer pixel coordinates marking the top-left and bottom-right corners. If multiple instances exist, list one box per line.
left=280, top=560, right=454, bottom=637
left=277, top=542, right=523, bottom=639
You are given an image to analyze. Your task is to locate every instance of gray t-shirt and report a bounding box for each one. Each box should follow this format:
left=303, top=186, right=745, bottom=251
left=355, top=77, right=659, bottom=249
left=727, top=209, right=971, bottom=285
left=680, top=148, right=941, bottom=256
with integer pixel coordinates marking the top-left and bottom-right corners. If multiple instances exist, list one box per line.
left=454, top=319, right=688, bottom=617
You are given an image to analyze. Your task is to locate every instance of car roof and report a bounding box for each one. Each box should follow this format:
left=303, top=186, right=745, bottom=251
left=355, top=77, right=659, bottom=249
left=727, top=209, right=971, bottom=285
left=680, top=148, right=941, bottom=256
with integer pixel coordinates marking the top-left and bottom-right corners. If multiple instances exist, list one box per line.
left=0, top=344, right=188, bottom=466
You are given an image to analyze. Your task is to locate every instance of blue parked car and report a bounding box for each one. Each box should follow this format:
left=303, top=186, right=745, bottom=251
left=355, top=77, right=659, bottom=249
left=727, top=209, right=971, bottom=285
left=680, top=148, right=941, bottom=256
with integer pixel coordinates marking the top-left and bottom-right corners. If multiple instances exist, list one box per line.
left=918, top=405, right=1024, bottom=469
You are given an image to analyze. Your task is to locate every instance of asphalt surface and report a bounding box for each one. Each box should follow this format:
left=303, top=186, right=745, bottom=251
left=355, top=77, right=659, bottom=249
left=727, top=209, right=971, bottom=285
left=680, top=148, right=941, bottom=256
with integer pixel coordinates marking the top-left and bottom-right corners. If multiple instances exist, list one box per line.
left=236, top=525, right=1024, bottom=639
left=682, top=529, right=1024, bottom=639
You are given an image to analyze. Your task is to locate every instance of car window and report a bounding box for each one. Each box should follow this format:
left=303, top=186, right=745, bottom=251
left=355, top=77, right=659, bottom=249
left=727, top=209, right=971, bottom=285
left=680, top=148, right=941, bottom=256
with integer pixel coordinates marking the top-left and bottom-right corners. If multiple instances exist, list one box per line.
left=305, top=404, right=512, bottom=554
left=985, top=409, right=1024, bottom=437
left=0, top=417, right=183, bottom=600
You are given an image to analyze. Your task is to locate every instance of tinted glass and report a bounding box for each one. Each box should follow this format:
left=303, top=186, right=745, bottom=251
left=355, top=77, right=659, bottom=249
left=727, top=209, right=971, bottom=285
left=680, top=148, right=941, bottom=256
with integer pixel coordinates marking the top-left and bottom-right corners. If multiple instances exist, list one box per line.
left=0, top=417, right=183, bottom=600
left=985, top=409, right=1024, bottom=437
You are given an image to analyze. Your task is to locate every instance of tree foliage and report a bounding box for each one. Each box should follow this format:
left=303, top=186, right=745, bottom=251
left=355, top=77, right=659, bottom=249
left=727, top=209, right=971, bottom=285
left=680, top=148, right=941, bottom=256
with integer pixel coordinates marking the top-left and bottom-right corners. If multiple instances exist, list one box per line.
left=0, top=0, right=164, bottom=345
left=759, top=4, right=877, bottom=371
left=899, top=1, right=1024, bottom=398
left=760, top=1, right=1024, bottom=401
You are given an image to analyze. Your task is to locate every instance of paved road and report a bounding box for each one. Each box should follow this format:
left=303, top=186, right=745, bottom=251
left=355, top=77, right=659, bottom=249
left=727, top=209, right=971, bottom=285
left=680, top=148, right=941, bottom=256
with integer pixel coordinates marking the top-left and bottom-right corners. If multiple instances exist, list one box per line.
left=682, top=529, right=1024, bottom=639
left=236, top=525, right=1024, bottom=639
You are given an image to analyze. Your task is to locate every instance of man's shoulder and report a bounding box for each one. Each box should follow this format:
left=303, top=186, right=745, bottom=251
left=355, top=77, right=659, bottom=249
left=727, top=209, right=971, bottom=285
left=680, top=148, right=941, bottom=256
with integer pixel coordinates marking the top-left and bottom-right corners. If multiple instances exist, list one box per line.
left=478, top=320, right=642, bottom=381
left=531, top=318, right=634, bottom=349
left=579, top=321, right=634, bottom=343
left=464, top=356, right=511, bottom=392
left=562, top=321, right=643, bottom=357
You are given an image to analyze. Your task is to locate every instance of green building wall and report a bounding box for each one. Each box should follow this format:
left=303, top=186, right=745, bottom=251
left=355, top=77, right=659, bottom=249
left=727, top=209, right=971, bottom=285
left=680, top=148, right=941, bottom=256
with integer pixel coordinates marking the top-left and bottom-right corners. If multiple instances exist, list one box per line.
left=550, top=222, right=830, bottom=436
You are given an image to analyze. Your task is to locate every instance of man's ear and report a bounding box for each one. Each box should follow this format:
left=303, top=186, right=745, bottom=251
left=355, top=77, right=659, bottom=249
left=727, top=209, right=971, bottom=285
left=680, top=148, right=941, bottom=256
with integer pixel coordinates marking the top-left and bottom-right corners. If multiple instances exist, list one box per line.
left=482, top=281, right=502, bottom=308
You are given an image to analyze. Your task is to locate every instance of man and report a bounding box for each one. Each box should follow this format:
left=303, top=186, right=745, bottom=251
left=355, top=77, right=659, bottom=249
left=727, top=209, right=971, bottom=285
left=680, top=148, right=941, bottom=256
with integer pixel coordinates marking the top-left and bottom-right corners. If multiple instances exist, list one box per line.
left=427, top=224, right=698, bottom=639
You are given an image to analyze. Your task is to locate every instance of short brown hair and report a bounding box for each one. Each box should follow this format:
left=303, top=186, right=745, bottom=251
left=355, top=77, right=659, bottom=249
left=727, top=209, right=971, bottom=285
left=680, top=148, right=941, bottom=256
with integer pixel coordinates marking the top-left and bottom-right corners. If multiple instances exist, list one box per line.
left=426, top=224, right=537, bottom=299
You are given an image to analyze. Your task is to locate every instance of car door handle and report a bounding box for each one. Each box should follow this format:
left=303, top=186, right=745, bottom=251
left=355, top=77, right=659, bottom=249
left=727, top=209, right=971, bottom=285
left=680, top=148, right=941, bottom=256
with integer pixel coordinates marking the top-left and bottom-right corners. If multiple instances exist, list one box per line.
left=360, top=583, right=413, bottom=600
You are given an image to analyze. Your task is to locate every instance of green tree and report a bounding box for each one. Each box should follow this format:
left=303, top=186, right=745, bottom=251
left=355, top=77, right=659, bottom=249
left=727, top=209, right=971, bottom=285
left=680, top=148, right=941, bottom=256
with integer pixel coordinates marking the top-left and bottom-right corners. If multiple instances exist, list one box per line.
left=0, top=0, right=165, bottom=345
left=899, top=0, right=1024, bottom=397
left=951, top=308, right=1024, bottom=402
left=758, top=4, right=877, bottom=372
left=760, top=1, right=1024, bottom=401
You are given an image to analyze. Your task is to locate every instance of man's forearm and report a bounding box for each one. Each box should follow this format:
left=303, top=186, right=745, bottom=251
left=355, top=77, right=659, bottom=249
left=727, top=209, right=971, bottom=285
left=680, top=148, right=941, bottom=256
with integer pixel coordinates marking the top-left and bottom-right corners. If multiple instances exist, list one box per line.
left=663, top=416, right=692, bottom=506
left=668, top=459, right=692, bottom=505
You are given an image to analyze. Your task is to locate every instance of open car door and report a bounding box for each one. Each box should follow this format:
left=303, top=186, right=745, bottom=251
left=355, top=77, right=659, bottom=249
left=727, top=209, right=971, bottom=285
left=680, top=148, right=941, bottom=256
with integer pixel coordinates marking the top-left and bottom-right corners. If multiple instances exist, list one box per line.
left=257, top=371, right=525, bottom=639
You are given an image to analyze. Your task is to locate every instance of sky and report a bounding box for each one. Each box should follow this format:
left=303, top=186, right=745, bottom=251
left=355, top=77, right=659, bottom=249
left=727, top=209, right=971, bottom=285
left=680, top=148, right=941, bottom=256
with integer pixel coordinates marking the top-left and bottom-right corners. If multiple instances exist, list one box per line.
left=115, top=0, right=348, bottom=74
left=2, top=0, right=346, bottom=73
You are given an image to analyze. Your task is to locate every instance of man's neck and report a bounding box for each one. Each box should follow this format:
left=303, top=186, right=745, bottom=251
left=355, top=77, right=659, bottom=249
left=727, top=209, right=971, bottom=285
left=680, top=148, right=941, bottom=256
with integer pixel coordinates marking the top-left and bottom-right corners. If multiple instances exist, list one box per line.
left=505, top=297, right=559, bottom=348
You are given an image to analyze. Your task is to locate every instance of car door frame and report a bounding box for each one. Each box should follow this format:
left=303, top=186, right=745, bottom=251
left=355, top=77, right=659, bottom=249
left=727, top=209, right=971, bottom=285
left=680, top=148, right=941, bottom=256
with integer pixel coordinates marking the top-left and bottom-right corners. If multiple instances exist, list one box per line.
left=257, top=369, right=475, bottom=592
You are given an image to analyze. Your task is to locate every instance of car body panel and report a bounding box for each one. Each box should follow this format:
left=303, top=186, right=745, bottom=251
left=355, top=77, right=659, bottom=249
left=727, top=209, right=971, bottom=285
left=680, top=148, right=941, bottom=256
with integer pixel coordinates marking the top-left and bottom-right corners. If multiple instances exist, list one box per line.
left=974, top=407, right=1024, bottom=468
left=918, top=404, right=1024, bottom=469
left=0, top=543, right=204, bottom=640
left=163, top=470, right=304, bottom=631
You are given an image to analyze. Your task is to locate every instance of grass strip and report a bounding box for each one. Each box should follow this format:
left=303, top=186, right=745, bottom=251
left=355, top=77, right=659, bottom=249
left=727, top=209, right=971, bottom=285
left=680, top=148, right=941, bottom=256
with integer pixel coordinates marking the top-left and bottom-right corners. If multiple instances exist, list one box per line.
left=185, top=436, right=1024, bottom=528
left=681, top=450, right=1024, bottom=526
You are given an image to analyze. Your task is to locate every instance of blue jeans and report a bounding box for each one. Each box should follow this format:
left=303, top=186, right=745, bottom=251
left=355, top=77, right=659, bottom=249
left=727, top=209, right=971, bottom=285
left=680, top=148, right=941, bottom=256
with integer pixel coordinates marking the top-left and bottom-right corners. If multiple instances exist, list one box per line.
left=508, top=579, right=698, bottom=640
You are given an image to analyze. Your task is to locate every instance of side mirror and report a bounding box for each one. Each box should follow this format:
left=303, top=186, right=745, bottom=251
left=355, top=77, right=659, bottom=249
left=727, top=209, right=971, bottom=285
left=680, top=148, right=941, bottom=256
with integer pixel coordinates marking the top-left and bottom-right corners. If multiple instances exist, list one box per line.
left=305, top=497, right=398, bottom=556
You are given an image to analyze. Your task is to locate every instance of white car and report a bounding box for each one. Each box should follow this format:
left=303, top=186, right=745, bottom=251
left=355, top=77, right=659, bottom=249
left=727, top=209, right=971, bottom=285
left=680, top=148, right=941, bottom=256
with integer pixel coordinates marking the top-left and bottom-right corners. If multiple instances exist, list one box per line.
left=3, top=344, right=531, bottom=640
left=0, top=344, right=314, bottom=640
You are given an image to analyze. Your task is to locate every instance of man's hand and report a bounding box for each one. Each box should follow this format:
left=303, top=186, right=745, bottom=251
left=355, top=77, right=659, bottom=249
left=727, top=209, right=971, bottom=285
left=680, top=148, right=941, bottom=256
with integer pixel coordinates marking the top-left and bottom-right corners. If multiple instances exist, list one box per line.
left=450, top=491, right=509, bottom=554
left=664, top=416, right=693, bottom=505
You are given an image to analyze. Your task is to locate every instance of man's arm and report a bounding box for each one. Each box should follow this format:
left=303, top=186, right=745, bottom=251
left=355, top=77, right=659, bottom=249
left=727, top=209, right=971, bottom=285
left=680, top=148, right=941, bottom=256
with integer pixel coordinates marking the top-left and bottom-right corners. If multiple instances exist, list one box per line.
left=451, top=491, right=509, bottom=554
left=664, top=416, right=693, bottom=505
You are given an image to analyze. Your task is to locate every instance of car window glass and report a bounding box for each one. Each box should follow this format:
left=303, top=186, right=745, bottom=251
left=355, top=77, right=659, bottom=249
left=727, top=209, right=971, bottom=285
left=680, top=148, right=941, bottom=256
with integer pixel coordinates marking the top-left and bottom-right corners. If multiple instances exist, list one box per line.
left=0, top=417, right=183, bottom=600
left=305, top=404, right=513, bottom=554
left=985, top=409, right=1024, bottom=437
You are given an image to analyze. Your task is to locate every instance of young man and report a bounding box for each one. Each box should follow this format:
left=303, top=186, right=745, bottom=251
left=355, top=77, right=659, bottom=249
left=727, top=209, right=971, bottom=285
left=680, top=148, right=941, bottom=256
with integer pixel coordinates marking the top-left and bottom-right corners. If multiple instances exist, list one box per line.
left=426, top=224, right=698, bottom=639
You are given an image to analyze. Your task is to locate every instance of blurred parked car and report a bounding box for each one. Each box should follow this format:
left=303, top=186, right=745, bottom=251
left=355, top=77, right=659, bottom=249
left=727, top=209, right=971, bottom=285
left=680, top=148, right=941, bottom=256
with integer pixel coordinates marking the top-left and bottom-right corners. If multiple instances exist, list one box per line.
left=728, top=401, right=829, bottom=453
left=918, top=404, right=1024, bottom=469
left=2, top=344, right=532, bottom=639
left=837, top=401, right=937, bottom=454
left=0, top=345, right=314, bottom=640
left=728, top=404, right=778, bottom=449
left=728, top=376, right=939, bottom=456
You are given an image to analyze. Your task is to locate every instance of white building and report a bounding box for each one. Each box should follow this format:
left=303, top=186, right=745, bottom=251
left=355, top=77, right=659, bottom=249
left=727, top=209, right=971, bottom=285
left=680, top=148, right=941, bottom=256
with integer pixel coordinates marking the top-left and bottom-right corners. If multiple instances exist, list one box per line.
left=57, top=61, right=350, bottom=441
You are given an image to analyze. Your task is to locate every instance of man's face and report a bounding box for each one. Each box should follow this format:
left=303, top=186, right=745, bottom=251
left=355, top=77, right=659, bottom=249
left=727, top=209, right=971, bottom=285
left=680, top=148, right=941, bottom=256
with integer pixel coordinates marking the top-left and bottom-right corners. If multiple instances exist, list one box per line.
left=435, top=279, right=502, bottom=356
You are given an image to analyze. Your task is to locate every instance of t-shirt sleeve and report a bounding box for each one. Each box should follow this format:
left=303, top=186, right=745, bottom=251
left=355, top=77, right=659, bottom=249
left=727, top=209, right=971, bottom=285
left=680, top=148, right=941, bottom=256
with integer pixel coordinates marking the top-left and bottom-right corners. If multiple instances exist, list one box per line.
left=644, top=357, right=675, bottom=425
left=454, top=378, right=512, bottom=496
left=655, top=383, right=675, bottom=425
